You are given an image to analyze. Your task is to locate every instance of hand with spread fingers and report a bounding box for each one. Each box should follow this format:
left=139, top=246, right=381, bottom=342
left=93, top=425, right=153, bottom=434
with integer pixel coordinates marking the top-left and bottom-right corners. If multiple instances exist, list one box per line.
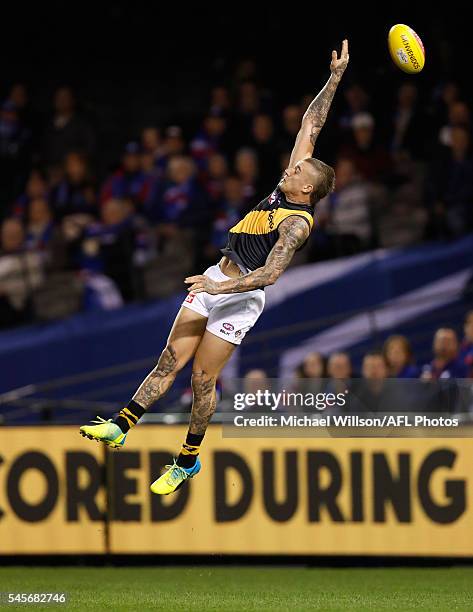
left=185, top=274, right=222, bottom=295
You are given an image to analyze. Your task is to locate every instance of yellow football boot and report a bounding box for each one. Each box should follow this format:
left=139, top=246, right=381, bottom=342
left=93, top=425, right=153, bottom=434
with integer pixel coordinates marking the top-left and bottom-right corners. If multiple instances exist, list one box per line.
left=79, top=416, right=127, bottom=448
left=150, top=458, right=201, bottom=495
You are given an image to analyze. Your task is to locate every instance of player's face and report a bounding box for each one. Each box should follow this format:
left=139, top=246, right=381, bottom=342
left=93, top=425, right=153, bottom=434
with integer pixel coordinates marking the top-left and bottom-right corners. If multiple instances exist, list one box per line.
left=279, top=160, right=314, bottom=197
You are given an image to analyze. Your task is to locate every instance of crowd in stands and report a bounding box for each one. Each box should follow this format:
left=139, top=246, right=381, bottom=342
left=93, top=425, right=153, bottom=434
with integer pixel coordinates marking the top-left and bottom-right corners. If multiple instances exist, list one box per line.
left=238, top=311, right=473, bottom=415
left=1, top=69, right=473, bottom=329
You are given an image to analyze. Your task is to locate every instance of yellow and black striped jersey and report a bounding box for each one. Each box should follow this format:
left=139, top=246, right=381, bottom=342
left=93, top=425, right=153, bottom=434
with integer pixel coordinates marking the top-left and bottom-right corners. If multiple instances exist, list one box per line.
left=221, top=187, right=314, bottom=271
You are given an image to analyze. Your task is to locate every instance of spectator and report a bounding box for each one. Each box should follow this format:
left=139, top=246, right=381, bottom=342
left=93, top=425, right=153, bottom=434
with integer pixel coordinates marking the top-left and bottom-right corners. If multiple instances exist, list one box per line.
left=235, top=59, right=258, bottom=83
left=210, top=86, right=232, bottom=114
left=421, top=328, right=468, bottom=379
left=241, top=368, right=271, bottom=411
left=42, top=86, right=95, bottom=166
left=25, top=197, right=55, bottom=254
left=427, top=126, right=473, bottom=237
left=243, top=368, right=269, bottom=392
left=8, top=83, right=28, bottom=115
left=149, top=156, right=208, bottom=264
left=7, top=83, right=39, bottom=146
left=155, top=126, right=186, bottom=174
left=0, top=99, right=31, bottom=206
left=12, top=169, right=49, bottom=218
left=250, top=114, right=280, bottom=194
left=101, top=142, right=154, bottom=208
left=328, top=352, right=352, bottom=380
left=205, top=175, right=245, bottom=265
left=390, top=82, right=428, bottom=159
left=141, top=127, right=165, bottom=170
left=190, top=111, right=227, bottom=170
left=294, top=352, right=326, bottom=394
left=314, top=158, right=373, bottom=258
left=234, top=147, right=260, bottom=203
left=203, top=153, right=229, bottom=204
left=339, top=112, right=391, bottom=182
left=278, top=105, right=303, bottom=154
left=357, top=351, right=399, bottom=412
left=0, top=217, right=43, bottom=328
left=141, top=126, right=162, bottom=156
left=459, top=310, right=473, bottom=377
left=362, top=351, right=388, bottom=382
left=338, top=83, right=370, bottom=133
left=51, top=151, right=97, bottom=218
left=296, top=352, right=326, bottom=378
left=326, top=352, right=354, bottom=397
left=1, top=217, right=25, bottom=255
left=431, top=81, right=460, bottom=141
left=165, top=126, right=186, bottom=156
left=140, top=147, right=159, bottom=178
left=383, top=335, right=419, bottom=378
left=438, top=101, right=471, bottom=148
left=377, top=165, right=427, bottom=248
left=235, top=81, right=260, bottom=134
left=140, top=142, right=162, bottom=198
left=79, top=199, right=139, bottom=301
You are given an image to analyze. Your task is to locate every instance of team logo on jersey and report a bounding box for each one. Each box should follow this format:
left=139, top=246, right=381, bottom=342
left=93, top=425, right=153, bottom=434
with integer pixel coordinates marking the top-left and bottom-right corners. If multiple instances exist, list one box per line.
left=268, top=191, right=278, bottom=205
left=223, top=322, right=234, bottom=331
left=235, top=330, right=242, bottom=338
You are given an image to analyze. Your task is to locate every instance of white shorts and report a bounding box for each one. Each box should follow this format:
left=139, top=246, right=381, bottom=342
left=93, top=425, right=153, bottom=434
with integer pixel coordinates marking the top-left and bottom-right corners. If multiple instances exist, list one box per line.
left=182, top=263, right=265, bottom=345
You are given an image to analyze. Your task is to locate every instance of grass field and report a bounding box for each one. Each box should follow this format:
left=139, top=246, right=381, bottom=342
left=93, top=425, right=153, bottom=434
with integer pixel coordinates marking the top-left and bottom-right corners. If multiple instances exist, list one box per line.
left=0, top=566, right=472, bottom=611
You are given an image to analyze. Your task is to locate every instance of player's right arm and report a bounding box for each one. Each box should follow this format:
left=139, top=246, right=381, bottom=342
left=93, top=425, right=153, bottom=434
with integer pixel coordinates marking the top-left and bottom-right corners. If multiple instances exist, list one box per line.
left=185, top=216, right=309, bottom=294
left=289, top=39, right=349, bottom=166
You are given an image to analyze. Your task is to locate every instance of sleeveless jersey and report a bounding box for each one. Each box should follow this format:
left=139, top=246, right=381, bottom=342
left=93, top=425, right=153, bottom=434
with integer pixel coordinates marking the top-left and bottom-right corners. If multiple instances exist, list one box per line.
left=221, top=187, right=314, bottom=271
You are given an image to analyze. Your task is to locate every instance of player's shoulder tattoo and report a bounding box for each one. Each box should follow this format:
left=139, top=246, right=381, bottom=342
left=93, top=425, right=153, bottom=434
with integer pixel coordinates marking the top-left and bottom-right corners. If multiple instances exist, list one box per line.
left=278, top=215, right=310, bottom=251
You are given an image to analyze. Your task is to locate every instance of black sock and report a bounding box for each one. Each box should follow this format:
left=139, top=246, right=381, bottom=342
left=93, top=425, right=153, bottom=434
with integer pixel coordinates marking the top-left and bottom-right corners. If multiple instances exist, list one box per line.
left=177, top=432, right=204, bottom=468
left=113, top=400, right=146, bottom=433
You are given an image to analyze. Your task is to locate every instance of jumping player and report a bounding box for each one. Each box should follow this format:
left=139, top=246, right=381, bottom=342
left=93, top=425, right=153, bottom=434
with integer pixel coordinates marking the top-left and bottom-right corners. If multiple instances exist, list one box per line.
left=80, top=40, right=349, bottom=494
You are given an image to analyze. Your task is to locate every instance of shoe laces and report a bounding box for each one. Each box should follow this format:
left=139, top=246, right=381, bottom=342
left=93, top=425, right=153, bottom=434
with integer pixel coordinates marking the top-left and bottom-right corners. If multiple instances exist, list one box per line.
left=164, top=460, right=190, bottom=486
left=91, top=416, right=111, bottom=425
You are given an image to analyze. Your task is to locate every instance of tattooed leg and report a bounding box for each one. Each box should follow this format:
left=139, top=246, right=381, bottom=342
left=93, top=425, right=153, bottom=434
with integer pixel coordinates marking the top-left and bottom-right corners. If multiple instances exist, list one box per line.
left=189, top=369, right=218, bottom=435
left=176, top=330, right=235, bottom=467
left=133, top=344, right=179, bottom=409
left=112, top=307, right=207, bottom=433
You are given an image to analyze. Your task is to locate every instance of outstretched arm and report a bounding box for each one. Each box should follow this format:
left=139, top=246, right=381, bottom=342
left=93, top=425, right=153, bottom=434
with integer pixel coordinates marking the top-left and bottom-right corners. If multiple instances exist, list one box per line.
left=289, top=39, right=349, bottom=166
left=185, top=216, right=310, bottom=295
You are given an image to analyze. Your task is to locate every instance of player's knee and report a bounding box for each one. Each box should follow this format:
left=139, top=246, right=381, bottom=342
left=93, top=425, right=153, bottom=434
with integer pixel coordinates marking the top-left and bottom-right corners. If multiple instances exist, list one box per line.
left=191, top=368, right=217, bottom=390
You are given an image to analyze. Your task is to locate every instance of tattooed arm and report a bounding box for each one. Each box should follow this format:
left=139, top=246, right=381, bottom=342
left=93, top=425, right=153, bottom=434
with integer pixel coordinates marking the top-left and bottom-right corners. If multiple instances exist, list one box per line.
left=185, top=216, right=309, bottom=295
left=289, top=39, right=349, bottom=166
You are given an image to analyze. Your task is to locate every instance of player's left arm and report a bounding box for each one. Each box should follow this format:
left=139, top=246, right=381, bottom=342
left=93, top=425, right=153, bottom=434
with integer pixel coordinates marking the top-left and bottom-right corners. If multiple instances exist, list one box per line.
left=289, top=39, right=349, bottom=166
left=185, top=216, right=309, bottom=295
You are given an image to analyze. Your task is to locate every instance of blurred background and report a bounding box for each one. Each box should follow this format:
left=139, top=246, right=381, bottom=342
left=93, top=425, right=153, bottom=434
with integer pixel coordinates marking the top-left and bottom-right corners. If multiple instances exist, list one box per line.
left=1, top=3, right=473, bottom=562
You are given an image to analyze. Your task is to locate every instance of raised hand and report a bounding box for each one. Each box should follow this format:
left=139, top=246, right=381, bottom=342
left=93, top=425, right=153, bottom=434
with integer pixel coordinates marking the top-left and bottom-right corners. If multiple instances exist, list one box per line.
left=330, top=39, right=349, bottom=80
